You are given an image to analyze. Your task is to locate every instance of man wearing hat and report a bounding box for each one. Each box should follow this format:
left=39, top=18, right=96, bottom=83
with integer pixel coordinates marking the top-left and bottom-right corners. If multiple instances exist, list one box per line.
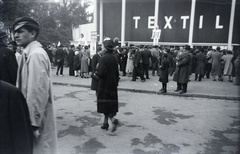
left=0, top=29, right=18, bottom=85
left=173, top=45, right=192, bottom=94
left=13, top=17, right=57, bottom=154
left=55, top=44, right=65, bottom=76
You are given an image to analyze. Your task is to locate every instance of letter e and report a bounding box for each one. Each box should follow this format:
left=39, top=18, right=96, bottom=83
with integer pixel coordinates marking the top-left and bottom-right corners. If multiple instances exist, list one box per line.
left=148, top=16, right=155, bottom=29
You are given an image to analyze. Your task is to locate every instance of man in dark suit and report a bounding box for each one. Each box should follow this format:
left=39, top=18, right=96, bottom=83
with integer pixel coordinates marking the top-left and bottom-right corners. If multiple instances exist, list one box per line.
left=0, top=29, right=18, bottom=85
left=55, top=45, right=65, bottom=76
left=0, top=80, right=33, bottom=154
left=132, top=47, right=145, bottom=82
left=119, top=47, right=128, bottom=76
left=142, top=45, right=152, bottom=79
left=68, top=45, right=75, bottom=76
left=173, top=45, right=192, bottom=94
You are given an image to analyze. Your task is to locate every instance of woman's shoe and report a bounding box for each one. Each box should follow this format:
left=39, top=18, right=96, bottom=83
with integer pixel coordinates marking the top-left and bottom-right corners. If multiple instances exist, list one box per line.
left=111, top=119, right=119, bottom=132
left=179, top=90, right=186, bottom=94
left=101, top=123, right=109, bottom=131
left=160, top=90, right=166, bottom=94
left=159, top=89, right=164, bottom=92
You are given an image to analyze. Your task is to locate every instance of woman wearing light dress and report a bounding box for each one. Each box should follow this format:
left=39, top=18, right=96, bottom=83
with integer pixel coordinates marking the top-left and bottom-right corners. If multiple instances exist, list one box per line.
left=125, top=47, right=134, bottom=77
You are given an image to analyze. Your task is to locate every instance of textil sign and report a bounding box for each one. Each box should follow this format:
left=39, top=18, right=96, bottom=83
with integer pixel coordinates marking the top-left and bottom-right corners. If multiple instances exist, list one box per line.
left=101, top=0, right=239, bottom=44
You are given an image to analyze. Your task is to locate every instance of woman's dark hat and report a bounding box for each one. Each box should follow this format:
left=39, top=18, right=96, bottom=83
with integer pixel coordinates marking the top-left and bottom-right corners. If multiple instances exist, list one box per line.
left=185, top=45, right=191, bottom=50
left=0, top=29, right=8, bottom=39
left=103, top=40, right=115, bottom=51
left=13, top=17, right=39, bottom=32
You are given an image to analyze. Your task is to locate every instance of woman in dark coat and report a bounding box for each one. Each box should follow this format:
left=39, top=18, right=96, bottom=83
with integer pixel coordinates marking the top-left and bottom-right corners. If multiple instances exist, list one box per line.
left=159, top=53, right=170, bottom=93
left=68, top=45, right=75, bottom=76
left=195, top=48, right=207, bottom=81
left=0, top=29, right=18, bottom=85
left=173, top=45, right=192, bottom=94
left=91, top=47, right=104, bottom=91
left=95, top=39, right=119, bottom=132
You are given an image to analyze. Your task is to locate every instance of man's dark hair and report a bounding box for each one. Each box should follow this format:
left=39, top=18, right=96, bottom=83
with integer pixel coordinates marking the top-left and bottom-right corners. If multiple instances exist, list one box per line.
left=23, top=25, right=39, bottom=38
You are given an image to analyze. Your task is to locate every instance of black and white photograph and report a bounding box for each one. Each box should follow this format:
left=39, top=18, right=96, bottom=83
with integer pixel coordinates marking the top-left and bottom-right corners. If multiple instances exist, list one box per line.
left=0, top=0, right=239, bottom=154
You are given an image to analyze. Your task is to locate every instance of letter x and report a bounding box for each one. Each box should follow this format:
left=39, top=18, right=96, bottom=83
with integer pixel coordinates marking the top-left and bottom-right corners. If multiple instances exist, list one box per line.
left=164, top=16, right=173, bottom=29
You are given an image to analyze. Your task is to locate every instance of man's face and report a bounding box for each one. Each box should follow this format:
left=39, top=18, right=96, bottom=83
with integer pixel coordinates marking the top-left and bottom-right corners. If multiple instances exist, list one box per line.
left=14, top=27, right=35, bottom=48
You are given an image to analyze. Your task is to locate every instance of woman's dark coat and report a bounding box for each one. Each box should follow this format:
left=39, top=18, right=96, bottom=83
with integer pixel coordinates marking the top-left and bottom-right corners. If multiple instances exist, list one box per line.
left=159, top=58, right=170, bottom=83
left=0, top=80, right=33, bottom=154
left=195, top=52, right=207, bottom=75
left=55, top=48, right=65, bottom=63
left=73, top=54, right=80, bottom=71
left=142, top=49, right=152, bottom=65
left=68, top=49, right=75, bottom=76
left=96, top=51, right=119, bottom=115
left=191, top=53, right=197, bottom=73
left=91, top=53, right=101, bottom=90
left=0, top=46, right=18, bottom=85
left=173, top=52, right=191, bottom=84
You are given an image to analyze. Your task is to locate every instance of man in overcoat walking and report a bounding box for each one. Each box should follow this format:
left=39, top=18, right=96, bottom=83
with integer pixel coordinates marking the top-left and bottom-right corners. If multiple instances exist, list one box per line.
left=13, top=17, right=57, bottom=154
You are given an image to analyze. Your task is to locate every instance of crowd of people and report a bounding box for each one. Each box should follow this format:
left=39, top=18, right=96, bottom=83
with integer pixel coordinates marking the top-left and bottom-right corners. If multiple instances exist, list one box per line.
left=43, top=39, right=240, bottom=92
left=0, top=16, right=240, bottom=154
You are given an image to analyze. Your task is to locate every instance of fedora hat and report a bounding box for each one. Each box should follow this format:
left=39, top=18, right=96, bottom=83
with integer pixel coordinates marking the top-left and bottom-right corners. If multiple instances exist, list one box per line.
left=103, top=39, right=115, bottom=51
left=0, top=29, right=8, bottom=39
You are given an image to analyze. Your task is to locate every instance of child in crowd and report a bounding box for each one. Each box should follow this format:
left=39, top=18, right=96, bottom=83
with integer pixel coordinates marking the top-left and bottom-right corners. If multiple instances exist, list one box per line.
left=73, top=51, right=80, bottom=77
left=159, top=53, right=170, bottom=93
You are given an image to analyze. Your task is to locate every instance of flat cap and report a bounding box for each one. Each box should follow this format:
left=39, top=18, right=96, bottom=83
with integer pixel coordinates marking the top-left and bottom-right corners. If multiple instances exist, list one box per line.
left=13, top=17, right=39, bottom=32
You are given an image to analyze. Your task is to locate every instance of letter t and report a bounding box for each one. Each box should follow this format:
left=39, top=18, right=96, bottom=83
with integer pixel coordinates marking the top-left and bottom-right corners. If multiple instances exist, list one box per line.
left=133, top=16, right=141, bottom=29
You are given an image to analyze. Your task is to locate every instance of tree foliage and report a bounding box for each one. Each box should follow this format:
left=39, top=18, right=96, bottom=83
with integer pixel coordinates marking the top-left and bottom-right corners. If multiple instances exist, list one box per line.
left=0, top=0, right=93, bottom=45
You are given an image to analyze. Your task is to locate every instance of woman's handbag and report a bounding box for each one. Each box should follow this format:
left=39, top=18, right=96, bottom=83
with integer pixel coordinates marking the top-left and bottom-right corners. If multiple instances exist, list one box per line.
left=91, top=73, right=99, bottom=81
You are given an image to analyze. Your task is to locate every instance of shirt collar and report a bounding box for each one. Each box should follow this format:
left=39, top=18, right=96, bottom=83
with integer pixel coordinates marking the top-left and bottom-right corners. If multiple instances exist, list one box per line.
left=22, top=40, right=42, bottom=57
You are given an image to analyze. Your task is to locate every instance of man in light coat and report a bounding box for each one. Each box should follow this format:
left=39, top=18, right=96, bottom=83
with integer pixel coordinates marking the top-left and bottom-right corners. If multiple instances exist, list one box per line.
left=211, top=46, right=223, bottom=81
left=13, top=17, right=57, bottom=154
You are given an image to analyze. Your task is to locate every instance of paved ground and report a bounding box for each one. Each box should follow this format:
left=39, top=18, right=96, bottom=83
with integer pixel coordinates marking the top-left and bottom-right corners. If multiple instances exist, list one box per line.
left=52, top=67, right=240, bottom=100
left=53, top=85, right=239, bottom=154
left=51, top=67, right=240, bottom=154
